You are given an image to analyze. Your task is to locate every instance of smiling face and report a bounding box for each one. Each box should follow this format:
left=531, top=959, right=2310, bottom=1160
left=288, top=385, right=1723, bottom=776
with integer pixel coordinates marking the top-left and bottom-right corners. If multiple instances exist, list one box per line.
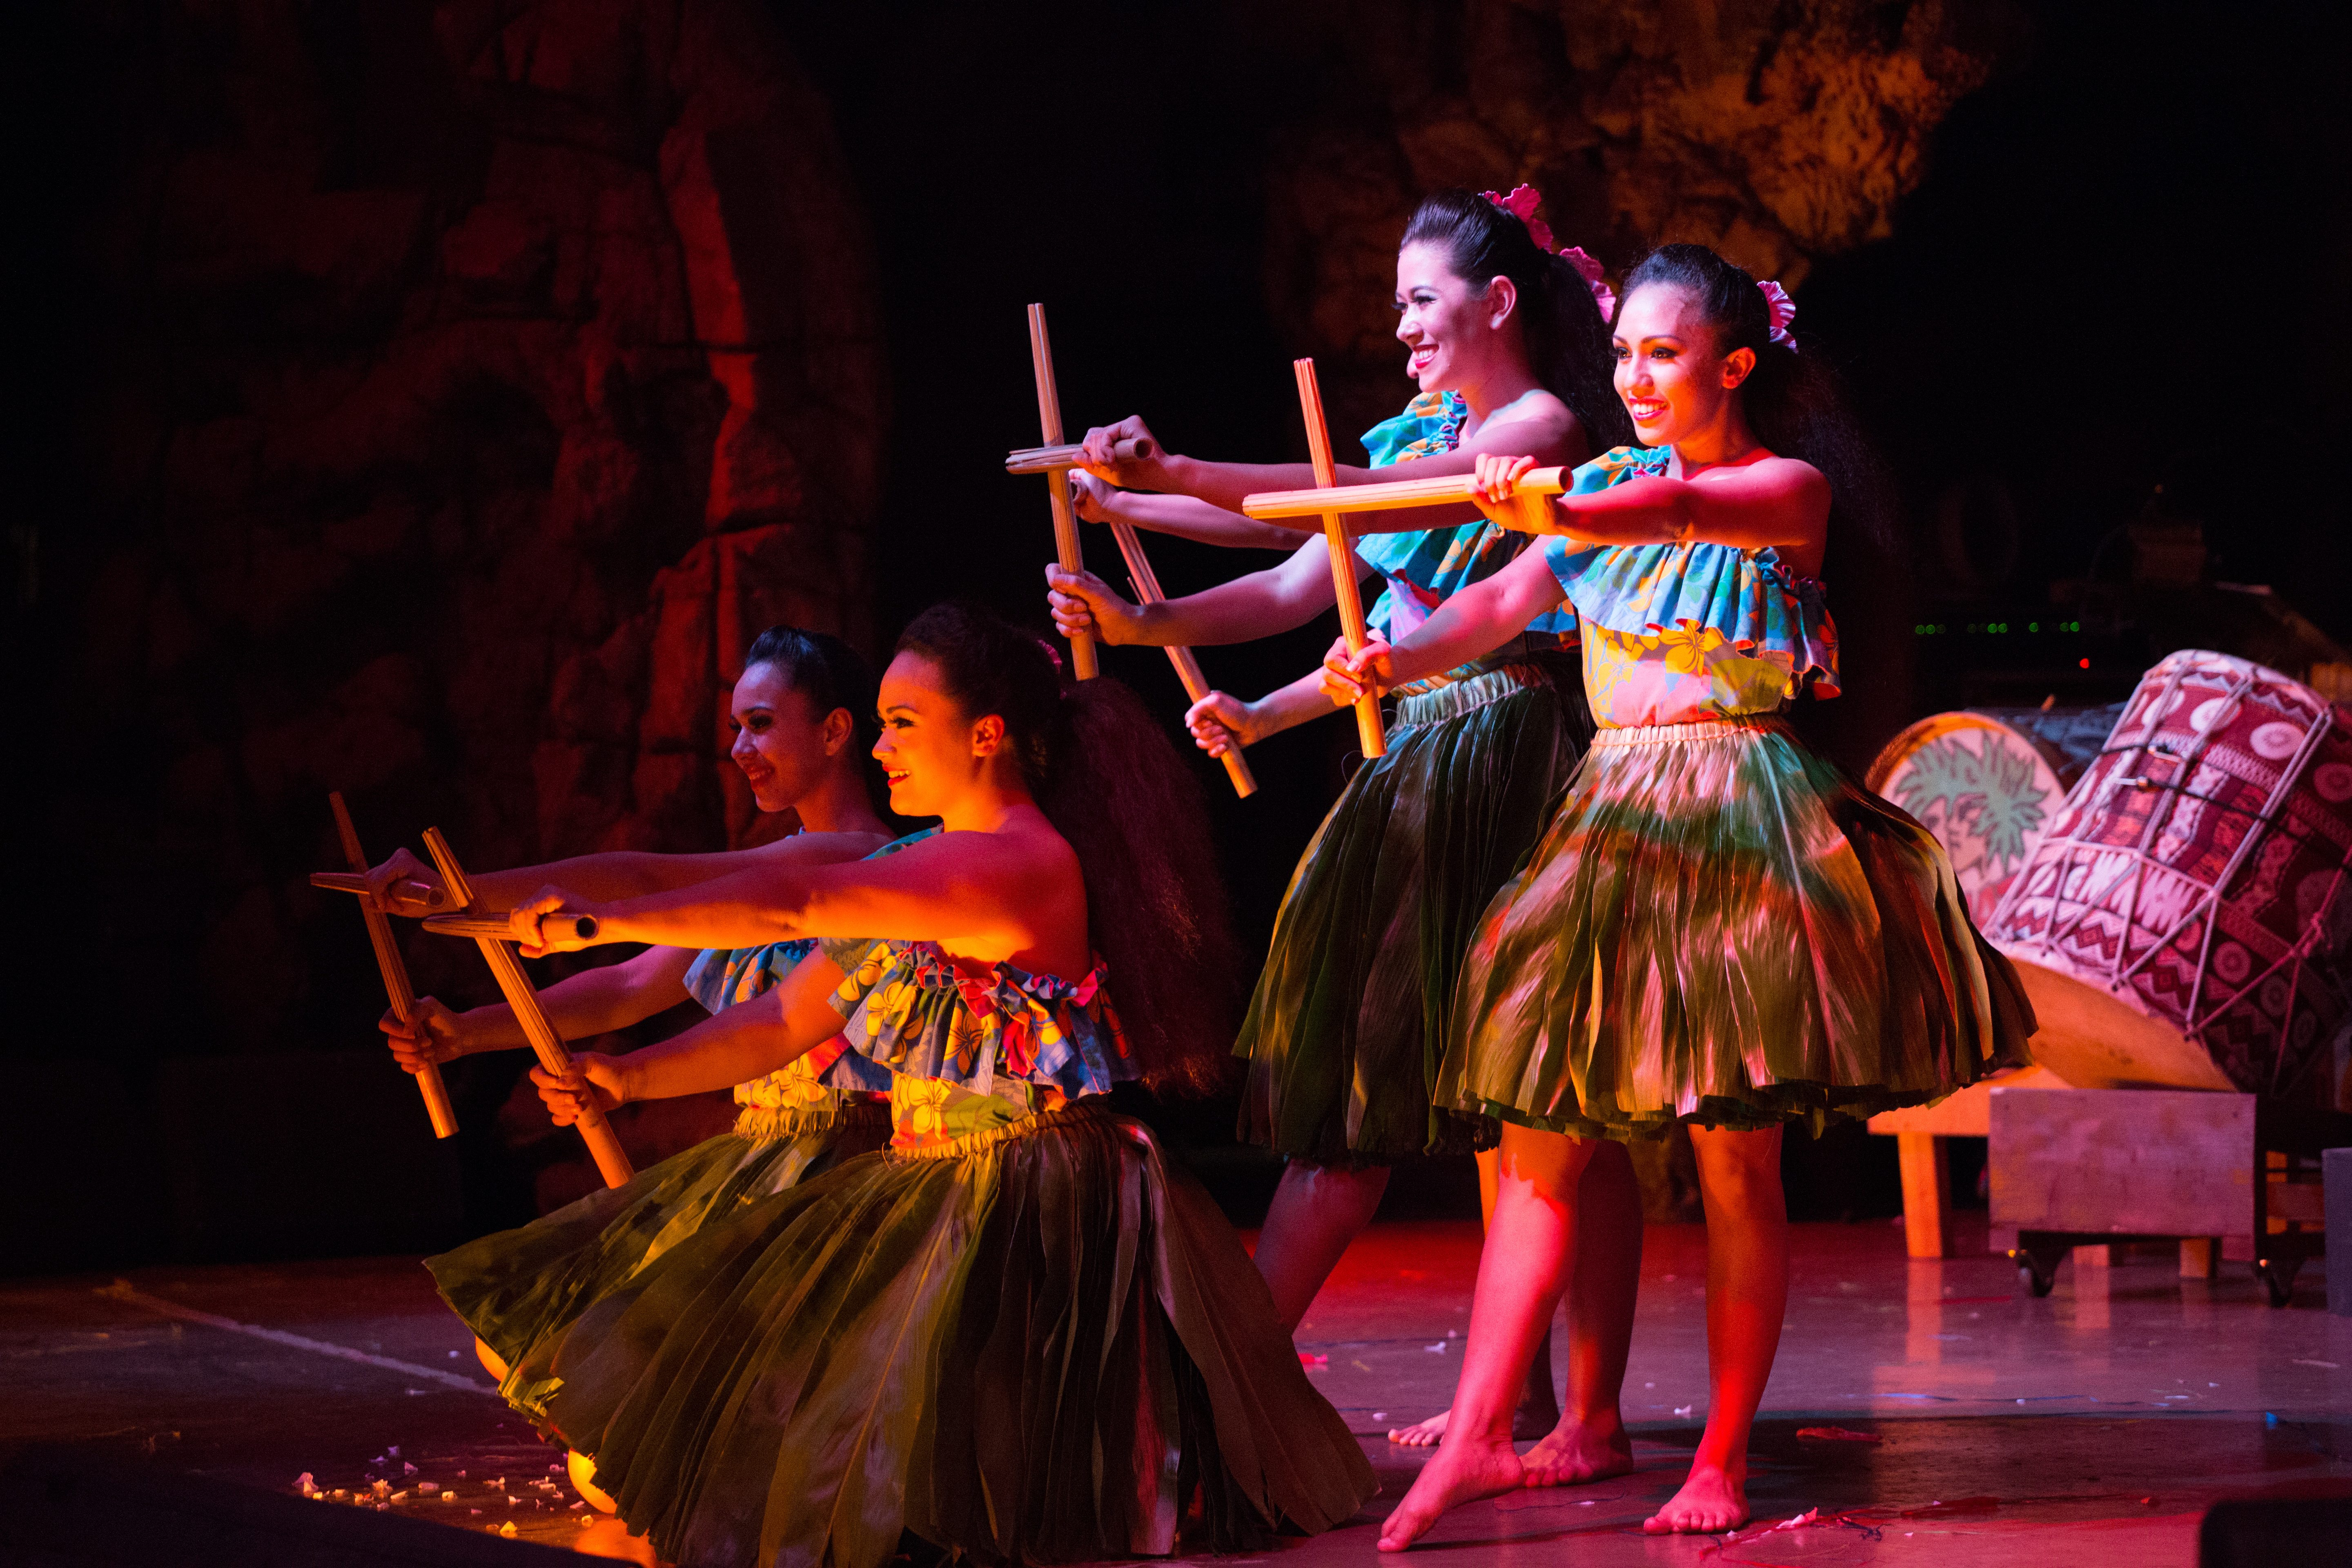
left=728, top=663, right=844, bottom=813
left=1611, top=283, right=1756, bottom=448
left=1394, top=241, right=1518, bottom=395
left=872, top=651, right=1006, bottom=820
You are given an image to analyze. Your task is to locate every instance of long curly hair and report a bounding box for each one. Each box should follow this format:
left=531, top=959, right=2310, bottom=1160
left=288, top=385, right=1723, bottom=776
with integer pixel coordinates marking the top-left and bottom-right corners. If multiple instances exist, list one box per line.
left=1399, top=189, right=1635, bottom=456
left=893, top=603, right=1241, bottom=1096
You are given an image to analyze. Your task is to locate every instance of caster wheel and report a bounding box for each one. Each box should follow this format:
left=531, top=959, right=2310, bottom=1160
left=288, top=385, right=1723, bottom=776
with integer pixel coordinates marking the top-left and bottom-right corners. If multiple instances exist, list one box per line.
left=2254, top=1257, right=2299, bottom=1308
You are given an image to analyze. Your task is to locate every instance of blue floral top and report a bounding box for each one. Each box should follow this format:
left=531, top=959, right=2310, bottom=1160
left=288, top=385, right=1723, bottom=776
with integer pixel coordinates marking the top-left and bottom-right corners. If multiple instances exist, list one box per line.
left=818, top=934, right=1131, bottom=1149
left=1539, top=446, right=1839, bottom=728
left=1354, top=390, right=1579, bottom=646
left=679, top=830, right=942, bottom=1116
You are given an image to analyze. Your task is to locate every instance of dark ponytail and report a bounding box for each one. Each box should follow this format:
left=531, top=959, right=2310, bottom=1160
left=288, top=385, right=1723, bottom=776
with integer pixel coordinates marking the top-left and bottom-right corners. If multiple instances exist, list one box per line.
left=1615, top=244, right=1896, bottom=555
left=893, top=604, right=1241, bottom=1096
left=741, top=624, right=901, bottom=824
left=1399, top=189, right=1635, bottom=455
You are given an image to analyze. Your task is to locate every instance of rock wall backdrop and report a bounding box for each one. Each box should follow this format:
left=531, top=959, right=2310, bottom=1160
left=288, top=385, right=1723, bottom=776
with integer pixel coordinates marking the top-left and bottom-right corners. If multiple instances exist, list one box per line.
left=20, top=0, right=2029, bottom=1262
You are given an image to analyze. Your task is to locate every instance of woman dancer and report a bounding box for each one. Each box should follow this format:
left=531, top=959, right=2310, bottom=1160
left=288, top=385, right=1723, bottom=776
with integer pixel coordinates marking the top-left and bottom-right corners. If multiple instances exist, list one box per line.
left=428, top=604, right=1372, bottom=1568
left=1319, top=245, right=2034, bottom=1541
left=364, top=628, right=907, bottom=1506
left=1050, top=188, right=1644, bottom=1465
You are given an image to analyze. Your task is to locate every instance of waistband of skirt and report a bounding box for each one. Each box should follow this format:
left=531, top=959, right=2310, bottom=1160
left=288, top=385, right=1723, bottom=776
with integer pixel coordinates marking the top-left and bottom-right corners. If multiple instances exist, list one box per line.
left=887, top=1094, right=1118, bottom=1162
left=1588, top=713, right=1789, bottom=748
left=1393, top=653, right=1573, bottom=726
left=733, top=1095, right=892, bottom=1145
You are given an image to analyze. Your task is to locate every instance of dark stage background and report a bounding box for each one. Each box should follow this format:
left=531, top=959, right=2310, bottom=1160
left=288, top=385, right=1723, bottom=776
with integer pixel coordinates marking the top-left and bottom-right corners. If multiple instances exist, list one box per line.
left=10, top=0, right=2346, bottom=1272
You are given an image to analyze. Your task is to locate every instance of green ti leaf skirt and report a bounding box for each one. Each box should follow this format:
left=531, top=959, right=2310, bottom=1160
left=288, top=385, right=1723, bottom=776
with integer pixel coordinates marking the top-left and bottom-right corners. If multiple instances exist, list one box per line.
left=1440, top=715, right=2037, bottom=1140
left=1234, top=654, right=1592, bottom=1165
left=429, top=1097, right=1373, bottom=1568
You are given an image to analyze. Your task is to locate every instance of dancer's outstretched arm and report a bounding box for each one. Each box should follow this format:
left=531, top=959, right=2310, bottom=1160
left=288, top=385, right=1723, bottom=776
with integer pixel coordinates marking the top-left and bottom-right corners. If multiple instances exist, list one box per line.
left=1474, top=452, right=1828, bottom=563
left=361, top=832, right=894, bottom=920
left=533, top=952, right=853, bottom=1118
left=1317, top=547, right=1569, bottom=704
left=1046, top=535, right=1364, bottom=648
left=1070, top=471, right=1299, bottom=552
left=381, top=944, right=698, bottom=1072
left=504, top=829, right=1078, bottom=963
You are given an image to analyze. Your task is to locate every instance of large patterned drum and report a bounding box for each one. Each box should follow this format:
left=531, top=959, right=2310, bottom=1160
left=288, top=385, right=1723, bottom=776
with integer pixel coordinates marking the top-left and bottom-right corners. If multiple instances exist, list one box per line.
left=1983, top=650, right=2352, bottom=1107
left=1867, top=704, right=2125, bottom=927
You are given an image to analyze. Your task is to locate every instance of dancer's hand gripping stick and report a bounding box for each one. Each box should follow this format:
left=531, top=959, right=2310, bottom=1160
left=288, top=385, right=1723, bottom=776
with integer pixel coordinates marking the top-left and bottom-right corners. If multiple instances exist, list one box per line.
left=326, top=793, right=457, bottom=1139
left=1290, top=359, right=1386, bottom=757
left=1025, top=304, right=1097, bottom=679
left=419, top=829, right=635, bottom=1189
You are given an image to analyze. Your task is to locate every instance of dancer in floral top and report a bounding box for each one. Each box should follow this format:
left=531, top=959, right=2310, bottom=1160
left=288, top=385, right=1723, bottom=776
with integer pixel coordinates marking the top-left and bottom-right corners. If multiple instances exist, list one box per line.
left=448, top=603, right=1372, bottom=1568
left=1321, top=246, right=2034, bottom=1542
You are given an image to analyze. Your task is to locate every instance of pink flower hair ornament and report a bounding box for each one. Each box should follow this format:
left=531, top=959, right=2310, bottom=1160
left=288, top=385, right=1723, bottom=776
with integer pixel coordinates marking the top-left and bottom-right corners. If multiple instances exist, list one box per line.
left=1559, top=245, right=1617, bottom=321
left=1478, top=186, right=1619, bottom=318
left=1759, top=278, right=1797, bottom=349
left=1479, top=185, right=1555, bottom=254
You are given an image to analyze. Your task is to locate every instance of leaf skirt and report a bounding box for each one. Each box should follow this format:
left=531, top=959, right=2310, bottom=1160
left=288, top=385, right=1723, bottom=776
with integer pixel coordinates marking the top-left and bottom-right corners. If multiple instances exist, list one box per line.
left=1234, top=655, right=1591, bottom=1164
left=1440, top=717, right=2036, bottom=1140
left=428, top=1101, right=892, bottom=1423
left=432, top=1098, right=1373, bottom=1568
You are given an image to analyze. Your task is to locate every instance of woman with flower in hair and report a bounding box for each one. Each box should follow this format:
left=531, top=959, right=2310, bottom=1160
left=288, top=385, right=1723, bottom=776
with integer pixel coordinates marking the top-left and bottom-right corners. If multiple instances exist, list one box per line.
left=1315, top=244, right=2034, bottom=1542
left=362, top=626, right=916, bottom=1506
left=1046, top=185, right=1646, bottom=1470
left=428, top=603, right=1372, bottom=1568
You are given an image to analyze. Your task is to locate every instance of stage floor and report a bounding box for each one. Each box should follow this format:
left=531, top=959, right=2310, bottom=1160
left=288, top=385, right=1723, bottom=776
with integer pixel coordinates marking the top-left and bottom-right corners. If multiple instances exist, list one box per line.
left=2, top=1221, right=2345, bottom=1564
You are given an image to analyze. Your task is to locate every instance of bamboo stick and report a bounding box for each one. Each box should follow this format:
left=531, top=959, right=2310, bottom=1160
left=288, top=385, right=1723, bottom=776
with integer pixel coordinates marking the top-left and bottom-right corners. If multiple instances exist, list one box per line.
left=1106, top=521, right=1257, bottom=798
left=424, top=913, right=600, bottom=942
left=327, top=794, right=458, bottom=1139
left=1005, top=437, right=1153, bottom=474
left=1025, top=303, right=1097, bottom=679
left=310, top=870, right=445, bottom=907
left=1242, top=465, right=1570, bottom=523
left=1291, top=359, right=1386, bottom=758
left=419, top=829, right=635, bottom=1189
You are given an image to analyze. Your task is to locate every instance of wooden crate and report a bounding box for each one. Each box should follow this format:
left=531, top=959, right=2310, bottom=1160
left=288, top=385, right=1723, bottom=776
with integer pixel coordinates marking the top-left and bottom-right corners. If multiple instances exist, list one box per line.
left=1989, top=1086, right=2254, bottom=1238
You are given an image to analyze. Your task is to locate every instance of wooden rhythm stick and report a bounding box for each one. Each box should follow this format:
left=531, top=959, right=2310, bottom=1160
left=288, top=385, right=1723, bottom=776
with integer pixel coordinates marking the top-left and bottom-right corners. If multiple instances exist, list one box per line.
left=425, top=913, right=601, bottom=942
left=1291, top=359, right=1386, bottom=758
left=310, top=870, right=445, bottom=907
left=1025, top=303, right=1097, bottom=679
left=1244, top=465, right=1567, bottom=529
left=419, top=829, right=635, bottom=1189
left=327, top=793, right=458, bottom=1139
left=1006, top=437, right=1153, bottom=474
left=1105, top=521, right=1258, bottom=799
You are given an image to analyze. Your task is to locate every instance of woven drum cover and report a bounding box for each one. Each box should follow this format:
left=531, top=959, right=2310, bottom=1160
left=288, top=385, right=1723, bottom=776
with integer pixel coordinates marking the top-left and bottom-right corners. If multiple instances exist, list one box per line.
left=1984, top=650, right=2352, bottom=1105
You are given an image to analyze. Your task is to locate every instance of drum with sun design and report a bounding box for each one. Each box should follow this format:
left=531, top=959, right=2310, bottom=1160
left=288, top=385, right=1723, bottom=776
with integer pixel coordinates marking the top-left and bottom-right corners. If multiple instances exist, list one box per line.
left=1867, top=702, right=2124, bottom=928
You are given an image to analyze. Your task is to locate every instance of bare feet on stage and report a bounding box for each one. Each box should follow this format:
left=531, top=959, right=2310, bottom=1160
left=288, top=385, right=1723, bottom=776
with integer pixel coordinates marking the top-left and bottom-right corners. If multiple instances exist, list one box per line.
left=1384, top=1380, right=1560, bottom=1447
left=1642, top=1460, right=1748, bottom=1534
left=1376, top=1434, right=1528, bottom=1551
left=1519, top=1406, right=1633, bottom=1486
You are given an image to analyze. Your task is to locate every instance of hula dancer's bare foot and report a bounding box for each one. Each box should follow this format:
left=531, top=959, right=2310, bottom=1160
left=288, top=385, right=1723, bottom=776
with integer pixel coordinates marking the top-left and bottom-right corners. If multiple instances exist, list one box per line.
left=1520, top=1408, right=1633, bottom=1486
left=1376, top=1434, right=1526, bottom=1550
left=1389, top=1369, right=1559, bottom=1446
left=1387, top=1409, right=1449, bottom=1446
left=1642, top=1461, right=1747, bottom=1534
left=568, top=1450, right=617, bottom=1515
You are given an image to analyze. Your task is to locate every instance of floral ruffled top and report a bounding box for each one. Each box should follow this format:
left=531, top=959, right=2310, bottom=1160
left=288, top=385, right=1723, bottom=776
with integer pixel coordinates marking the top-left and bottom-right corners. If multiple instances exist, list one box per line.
left=679, top=829, right=940, bottom=1125
left=1354, top=390, right=1578, bottom=649
left=817, top=935, right=1132, bottom=1152
left=1540, top=446, right=1839, bottom=729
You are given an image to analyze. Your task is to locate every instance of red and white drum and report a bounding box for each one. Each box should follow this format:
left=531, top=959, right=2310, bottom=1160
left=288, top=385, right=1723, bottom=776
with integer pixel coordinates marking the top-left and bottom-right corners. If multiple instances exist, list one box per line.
left=1867, top=704, right=2123, bottom=928
left=1983, top=650, right=2352, bottom=1107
